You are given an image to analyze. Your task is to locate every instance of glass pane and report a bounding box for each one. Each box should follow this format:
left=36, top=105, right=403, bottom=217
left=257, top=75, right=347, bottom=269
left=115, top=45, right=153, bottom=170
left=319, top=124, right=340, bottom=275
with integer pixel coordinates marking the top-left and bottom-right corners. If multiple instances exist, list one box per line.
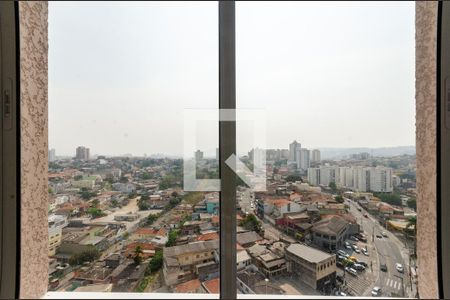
left=48, top=1, right=219, bottom=296
left=236, top=1, right=416, bottom=298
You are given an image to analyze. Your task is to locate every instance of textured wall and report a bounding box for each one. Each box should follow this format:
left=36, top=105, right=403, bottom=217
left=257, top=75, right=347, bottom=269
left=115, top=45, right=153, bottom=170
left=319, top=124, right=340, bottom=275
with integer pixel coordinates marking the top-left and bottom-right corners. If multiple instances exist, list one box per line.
left=19, top=2, right=49, bottom=299
left=416, top=1, right=439, bottom=299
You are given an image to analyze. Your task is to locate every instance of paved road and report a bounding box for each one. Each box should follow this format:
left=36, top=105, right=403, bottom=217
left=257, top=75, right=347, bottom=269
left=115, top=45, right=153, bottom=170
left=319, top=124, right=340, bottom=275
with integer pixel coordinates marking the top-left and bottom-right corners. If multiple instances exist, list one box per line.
left=347, top=198, right=409, bottom=297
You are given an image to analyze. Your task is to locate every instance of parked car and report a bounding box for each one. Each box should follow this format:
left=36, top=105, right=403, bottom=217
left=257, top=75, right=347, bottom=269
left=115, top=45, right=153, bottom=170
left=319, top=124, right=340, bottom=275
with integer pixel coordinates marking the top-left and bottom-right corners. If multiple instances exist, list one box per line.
left=345, top=244, right=352, bottom=250
left=358, top=261, right=368, bottom=267
left=371, top=287, right=382, bottom=297
left=349, top=256, right=358, bottom=262
left=350, top=236, right=359, bottom=242
left=338, top=255, right=346, bottom=261
left=353, top=263, right=366, bottom=271
left=362, top=248, right=369, bottom=256
left=376, top=234, right=383, bottom=239
left=382, top=231, right=388, bottom=237
left=380, top=263, right=388, bottom=272
left=337, top=250, right=346, bottom=257
left=364, top=213, right=368, bottom=218
left=352, top=244, right=359, bottom=251
left=396, top=263, right=404, bottom=273
left=345, top=266, right=358, bottom=276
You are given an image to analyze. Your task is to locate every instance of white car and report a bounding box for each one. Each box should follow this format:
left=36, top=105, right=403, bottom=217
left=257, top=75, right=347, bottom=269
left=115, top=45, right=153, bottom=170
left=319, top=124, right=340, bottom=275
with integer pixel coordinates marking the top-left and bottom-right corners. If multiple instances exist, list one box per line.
left=337, top=250, right=346, bottom=257
left=362, top=248, right=369, bottom=256
left=371, top=286, right=382, bottom=296
left=345, top=266, right=358, bottom=276
left=396, top=263, right=404, bottom=273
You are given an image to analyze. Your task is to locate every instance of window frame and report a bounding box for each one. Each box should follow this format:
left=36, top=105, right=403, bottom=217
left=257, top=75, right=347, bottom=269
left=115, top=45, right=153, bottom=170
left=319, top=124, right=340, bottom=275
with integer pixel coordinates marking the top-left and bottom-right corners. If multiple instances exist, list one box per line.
left=0, top=1, right=19, bottom=299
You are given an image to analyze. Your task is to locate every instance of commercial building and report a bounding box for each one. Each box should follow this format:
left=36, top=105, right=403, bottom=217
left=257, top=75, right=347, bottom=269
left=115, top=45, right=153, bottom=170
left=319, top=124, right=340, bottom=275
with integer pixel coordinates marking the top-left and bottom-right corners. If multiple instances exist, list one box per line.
left=285, top=243, right=336, bottom=292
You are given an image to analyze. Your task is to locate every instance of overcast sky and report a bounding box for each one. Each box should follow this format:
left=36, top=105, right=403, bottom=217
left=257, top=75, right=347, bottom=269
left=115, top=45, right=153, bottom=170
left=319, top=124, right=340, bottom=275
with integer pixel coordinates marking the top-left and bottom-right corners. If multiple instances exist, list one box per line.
left=48, top=1, right=415, bottom=157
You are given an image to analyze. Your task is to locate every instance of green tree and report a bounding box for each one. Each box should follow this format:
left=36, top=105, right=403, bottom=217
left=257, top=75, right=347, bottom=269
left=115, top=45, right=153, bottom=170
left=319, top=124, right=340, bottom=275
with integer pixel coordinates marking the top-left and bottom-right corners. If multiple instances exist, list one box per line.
left=406, top=216, right=417, bottom=236
left=133, top=245, right=143, bottom=265
left=329, top=182, right=337, bottom=193
left=87, top=207, right=105, bottom=219
left=145, top=250, right=163, bottom=275
left=374, top=192, right=402, bottom=206
left=407, top=198, right=417, bottom=210
left=68, top=249, right=100, bottom=266
left=335, top=195, right=344, bottom=203
left=240, top=214, right=262, bottom=233
left=286, top=175, right=302, bottom=182
left=165, top=229, right=180, bottom=247
left=146, top=213, right=159, bottom=225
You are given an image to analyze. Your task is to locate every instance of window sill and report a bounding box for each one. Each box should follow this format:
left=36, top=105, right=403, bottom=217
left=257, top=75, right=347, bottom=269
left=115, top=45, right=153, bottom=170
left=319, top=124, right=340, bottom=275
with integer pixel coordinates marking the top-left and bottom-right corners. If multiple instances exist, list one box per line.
left=43, top=292, right=396, bottom=299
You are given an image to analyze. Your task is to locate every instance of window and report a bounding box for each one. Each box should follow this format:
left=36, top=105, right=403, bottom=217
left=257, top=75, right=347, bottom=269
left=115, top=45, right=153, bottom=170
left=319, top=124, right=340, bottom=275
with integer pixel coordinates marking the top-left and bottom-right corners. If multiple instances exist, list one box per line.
left=47, top=1, right=219, bottom=296
left=9, top=1, right=446, bottom=299
left=236, top=1, right=416, bottom=298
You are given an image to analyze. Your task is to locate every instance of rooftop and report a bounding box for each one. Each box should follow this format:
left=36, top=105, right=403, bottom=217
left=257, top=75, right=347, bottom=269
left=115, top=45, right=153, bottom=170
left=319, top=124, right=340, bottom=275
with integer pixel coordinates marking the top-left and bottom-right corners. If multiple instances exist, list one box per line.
left=286, top=243, right=334, bottom=263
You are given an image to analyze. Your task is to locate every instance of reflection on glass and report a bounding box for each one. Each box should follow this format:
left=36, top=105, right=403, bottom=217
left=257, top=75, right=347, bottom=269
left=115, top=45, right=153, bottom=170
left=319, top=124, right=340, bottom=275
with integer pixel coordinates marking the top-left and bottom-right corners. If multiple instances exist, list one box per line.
left=48, top=2, right=219, bottom=295
left=236, top=1, right=416, bottom=298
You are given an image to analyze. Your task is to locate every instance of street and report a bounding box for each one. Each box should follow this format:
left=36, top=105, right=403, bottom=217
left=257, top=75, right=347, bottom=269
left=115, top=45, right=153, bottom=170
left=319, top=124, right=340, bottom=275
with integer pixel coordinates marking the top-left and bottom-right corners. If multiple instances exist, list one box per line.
left=346, top=198, right=410, bottom=297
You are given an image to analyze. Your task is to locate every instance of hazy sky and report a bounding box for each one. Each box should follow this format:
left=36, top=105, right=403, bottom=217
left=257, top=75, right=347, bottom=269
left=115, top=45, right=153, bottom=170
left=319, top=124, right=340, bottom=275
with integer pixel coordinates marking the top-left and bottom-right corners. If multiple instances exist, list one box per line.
left=49, top=1, right=415, bottom=157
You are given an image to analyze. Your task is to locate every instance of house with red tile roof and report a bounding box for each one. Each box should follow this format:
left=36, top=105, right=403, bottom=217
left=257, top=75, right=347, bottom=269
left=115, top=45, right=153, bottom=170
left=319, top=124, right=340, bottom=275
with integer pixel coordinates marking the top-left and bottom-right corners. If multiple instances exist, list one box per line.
left=202, top=277, right=219, bottom=294
left=174, top=279, right=204, bottom=293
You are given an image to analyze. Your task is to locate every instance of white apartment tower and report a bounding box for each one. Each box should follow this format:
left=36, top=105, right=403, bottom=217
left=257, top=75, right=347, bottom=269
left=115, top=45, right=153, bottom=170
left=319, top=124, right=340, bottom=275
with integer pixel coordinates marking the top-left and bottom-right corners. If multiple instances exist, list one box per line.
left=48, top=148, right=56, bottom=162
left=296, top=148, right=310, bottom=171
left=289, top=140, right=301, bottom=163
left=311, top=149, right=321, bottom=162
left=195, top=150, right=204, bottom=161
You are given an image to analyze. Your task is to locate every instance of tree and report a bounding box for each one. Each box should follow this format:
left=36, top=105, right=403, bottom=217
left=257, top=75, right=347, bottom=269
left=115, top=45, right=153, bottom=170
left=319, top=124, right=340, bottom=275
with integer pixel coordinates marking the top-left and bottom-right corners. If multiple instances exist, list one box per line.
left=286, top=175, right=302, bottom=182
left=165, top=229, right=180, bottom=247
left=145, top=249, right=163, bottom=275
left=374, top=192, right=402, bottom=207
left=240, top=214, right=262, bottom=233
left=406, top=216, right=417, bottom=236
left=329, top=182, right=337, bottom=193
left=138, top=199, right=149, bottom=211
left=407, top=198, right=417, bottom=210
left=142, top=172, right=152, bottom=180
left=120, top=176, right=129, bottom=183
left=87, top=207, right=105, bottom=219
left=133, top=245, right=143, bottom=265
left=146, top=213, right=159, bottom=225
left=335, top=195, right=344, bottom=203
left=74, top=175, right=83, bottom=181
left=68, top=249, right=100, bottom=266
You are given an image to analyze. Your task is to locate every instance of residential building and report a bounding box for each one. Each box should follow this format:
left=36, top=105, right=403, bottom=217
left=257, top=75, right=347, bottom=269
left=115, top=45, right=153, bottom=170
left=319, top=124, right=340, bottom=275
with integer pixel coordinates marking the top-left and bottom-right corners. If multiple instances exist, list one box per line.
left=296, top=148, right=310, bottom=171
left=288, top=140, right=301, bottom=163
left=195, top=150, right=204, bottom=161
left=75, top=146, right=90, bottom=161
left=311, top=149, right=321, bottom=162
left=162, top=240, right=219, bottom=287
left=286, top=243, right=336, bottom=292
left=49, top=148, right=56, bottom=162
left=311, top=215, right=359, bottom=251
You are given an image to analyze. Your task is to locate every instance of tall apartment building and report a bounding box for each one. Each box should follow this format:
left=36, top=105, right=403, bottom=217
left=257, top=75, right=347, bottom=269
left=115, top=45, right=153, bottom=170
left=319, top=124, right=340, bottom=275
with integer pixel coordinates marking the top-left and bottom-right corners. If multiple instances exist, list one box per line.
left=289, top=140, right=301, bottom=163
left=195, top=150, right=204, bottom=161
left=48, top=148, right=56, bottom=162
left=311, top=149, right=321, bottom=162
left=75, top=146, right=90, bottom=161
left=308, top=166, right=393, bottom=192
left=296, top=148, right=310, bottom=171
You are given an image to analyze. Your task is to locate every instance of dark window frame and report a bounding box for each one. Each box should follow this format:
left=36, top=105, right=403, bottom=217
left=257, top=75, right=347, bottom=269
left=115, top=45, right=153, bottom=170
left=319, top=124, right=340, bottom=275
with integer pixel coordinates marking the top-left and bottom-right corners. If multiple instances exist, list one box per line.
left=0, top=1, right=19, bottom=299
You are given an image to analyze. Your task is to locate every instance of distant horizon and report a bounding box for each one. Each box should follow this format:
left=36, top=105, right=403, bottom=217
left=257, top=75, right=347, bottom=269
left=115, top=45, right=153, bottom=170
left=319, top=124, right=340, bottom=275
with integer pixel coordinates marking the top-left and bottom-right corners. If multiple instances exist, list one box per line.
left=50, top=144, right=416, bottom=158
